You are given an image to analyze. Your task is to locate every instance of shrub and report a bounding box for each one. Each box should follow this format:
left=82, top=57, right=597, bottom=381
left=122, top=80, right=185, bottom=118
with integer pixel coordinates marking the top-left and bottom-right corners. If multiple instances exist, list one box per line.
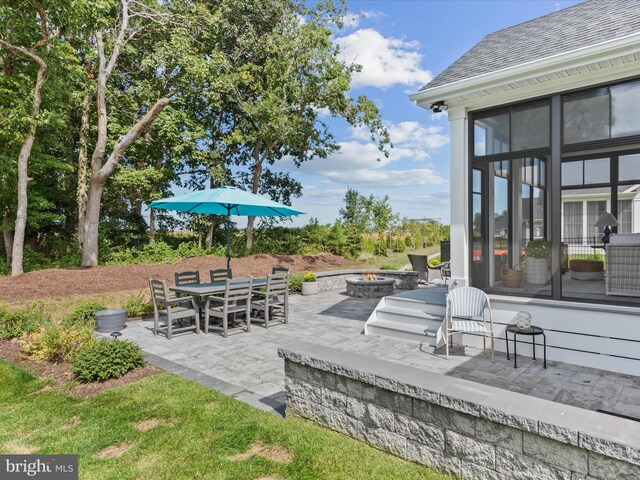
left=373, top=239, right=387, bottom=256
left=71, top=339, right=144, bottom=381
left=121, top=292, right=154, bottom=318
left=63, top=301, right=106, bottom=328
left=19, top=323, right=93, bottom=362
left=303, top=272, right=317, bottom=282
left=429, top=257, right=441, bottom=267
left=0, top=302, right=48, bottom=339
left=289, top=273, right=303, bottom=292
left=379, top=265, right=396, bottom=270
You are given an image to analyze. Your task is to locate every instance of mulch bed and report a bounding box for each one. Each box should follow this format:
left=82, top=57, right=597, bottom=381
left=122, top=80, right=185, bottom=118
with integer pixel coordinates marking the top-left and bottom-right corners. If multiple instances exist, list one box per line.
left=0, top=339, right=160, bottom=398
left=0, top=253, right=359, bottom=303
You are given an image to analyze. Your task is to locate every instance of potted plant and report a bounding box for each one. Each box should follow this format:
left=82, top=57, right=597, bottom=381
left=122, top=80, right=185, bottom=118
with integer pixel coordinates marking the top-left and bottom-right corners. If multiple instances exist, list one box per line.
left=301, top=272, right=319, bottom=296
left=525, top=239, right=551, bottom=284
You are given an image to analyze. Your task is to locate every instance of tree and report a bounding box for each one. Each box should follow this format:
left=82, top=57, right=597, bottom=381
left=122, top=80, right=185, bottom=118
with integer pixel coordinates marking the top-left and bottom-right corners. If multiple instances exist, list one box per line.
left=219, top=0, right=390, bottom=250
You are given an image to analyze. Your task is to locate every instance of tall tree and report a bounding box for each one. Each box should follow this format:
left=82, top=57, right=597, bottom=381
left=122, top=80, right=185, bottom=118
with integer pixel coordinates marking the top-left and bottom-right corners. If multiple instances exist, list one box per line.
left=218, top=0, right=390, bottom=250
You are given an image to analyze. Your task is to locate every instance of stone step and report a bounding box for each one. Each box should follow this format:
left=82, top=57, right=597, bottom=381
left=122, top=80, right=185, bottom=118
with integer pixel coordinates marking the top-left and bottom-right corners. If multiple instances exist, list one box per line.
left=384, top=295, right=446, bottom=316
left=366, top=318, right=441, bottom=345
left=376, top=305, right=445, bottom=326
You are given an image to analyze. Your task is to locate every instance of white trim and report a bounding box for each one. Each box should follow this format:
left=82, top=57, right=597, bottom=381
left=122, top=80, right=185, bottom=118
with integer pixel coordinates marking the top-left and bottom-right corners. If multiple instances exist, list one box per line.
left=410, top=32, right=640, bottom=109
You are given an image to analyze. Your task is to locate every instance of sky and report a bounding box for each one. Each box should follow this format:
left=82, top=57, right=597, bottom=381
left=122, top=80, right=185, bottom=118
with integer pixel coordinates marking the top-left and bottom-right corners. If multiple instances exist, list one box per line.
left=272, top=0, right=582, bottom=227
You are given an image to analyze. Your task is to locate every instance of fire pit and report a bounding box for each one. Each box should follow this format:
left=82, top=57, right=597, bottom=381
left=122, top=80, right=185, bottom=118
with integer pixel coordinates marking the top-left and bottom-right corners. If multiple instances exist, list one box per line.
left=345, top=273, right=395, bottom=298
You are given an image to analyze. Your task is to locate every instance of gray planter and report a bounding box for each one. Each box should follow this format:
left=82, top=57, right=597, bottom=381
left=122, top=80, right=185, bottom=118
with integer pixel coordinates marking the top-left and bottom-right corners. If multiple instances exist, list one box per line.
left=301, top=281, right=319, bottom=296
left=94, top=309, right=127, bottom=333
left=526, top=258, right=550, bottom=285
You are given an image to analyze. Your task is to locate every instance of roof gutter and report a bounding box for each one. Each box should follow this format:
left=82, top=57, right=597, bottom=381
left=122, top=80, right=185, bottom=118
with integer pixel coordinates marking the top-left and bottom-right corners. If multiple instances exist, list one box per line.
left=409, top=31, right=640, bottom=108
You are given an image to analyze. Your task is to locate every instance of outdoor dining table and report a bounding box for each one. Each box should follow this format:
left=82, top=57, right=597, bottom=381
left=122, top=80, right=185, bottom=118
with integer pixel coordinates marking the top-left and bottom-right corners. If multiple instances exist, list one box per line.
left=170, top=278, right=268, bottom=319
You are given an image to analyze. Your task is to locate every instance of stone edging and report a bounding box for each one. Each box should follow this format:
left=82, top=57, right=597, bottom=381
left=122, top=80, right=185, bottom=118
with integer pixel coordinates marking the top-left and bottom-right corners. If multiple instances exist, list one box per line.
left=314, top=269, right=418, bottom=291
left=279, top=341, right=640, bottom=479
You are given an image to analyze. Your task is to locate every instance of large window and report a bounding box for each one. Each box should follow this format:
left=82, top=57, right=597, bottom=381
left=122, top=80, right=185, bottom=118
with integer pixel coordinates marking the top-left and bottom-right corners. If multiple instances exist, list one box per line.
left=474, top=101, right=549, bottom=156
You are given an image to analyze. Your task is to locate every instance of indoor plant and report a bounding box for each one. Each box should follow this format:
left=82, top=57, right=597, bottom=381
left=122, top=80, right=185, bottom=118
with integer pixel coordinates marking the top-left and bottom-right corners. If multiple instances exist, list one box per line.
left=525, top=239, right=551, bottom=284
left=301, top=272, right=319, bottom=295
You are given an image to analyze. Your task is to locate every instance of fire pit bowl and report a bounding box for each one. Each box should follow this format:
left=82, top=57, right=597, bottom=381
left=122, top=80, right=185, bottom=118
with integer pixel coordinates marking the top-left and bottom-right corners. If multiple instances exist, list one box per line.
left=345, top=274, right=395, bottom=298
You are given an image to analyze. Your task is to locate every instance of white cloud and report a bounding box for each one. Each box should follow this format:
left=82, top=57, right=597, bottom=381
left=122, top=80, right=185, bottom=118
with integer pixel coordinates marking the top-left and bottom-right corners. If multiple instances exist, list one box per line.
left=351, top=120, right=449, bottom=151
left=334, top=28, right=432, bottom=89
left=338, top=168, right=445, bottom=187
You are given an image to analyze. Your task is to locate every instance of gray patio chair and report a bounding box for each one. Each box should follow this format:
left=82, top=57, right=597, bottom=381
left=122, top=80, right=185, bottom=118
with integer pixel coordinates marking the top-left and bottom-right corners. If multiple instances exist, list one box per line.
left=272, top=266, right=290, bottom=274
left=444, top=286, right=495, bottom=362
left=204, top=277, right=253, bottom=337
left=174, top=270, right=201, bottom=286
left=251, top=272, right=289, bottom=328
left=407, top=254, right=428, bottom=282
left=149, top=279, right=199, bottom=339
left=210, top=268, right=232, bottom=282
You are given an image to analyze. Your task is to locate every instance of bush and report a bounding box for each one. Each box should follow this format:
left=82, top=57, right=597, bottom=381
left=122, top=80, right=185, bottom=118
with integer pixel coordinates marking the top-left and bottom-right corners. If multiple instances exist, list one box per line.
left=373, top=239, right=388, bottom=256
left=303, top=272, right=317, bottom=282
left=0, top=302, right=48, bottom=339
left=121, top=292, right=154, bottom=318
left=429, top=257, right=441, bottom=267
left=379, top=265, right=396, bottom=270
left=71, top=339, right=144, bottom=381
left=19, top=323, right=93, bottom=362
left=289, top=273, right=303, bottom=292
left=63, top=301, right=106, bottom=328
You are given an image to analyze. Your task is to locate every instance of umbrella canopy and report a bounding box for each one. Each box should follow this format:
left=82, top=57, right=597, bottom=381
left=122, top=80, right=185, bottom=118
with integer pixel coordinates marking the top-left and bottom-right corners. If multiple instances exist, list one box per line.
left=149, top=186, right=305, bottom=270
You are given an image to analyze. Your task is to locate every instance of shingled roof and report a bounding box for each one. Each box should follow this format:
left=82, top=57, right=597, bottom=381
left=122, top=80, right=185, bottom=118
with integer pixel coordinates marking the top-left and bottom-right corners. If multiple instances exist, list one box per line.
left=421, top=0, right=640, bottom=91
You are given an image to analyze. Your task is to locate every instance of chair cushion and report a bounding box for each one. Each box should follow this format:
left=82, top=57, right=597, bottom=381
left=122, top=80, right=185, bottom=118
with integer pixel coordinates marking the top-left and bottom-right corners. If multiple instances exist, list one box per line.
left=450, top=319, right=489, bottom=333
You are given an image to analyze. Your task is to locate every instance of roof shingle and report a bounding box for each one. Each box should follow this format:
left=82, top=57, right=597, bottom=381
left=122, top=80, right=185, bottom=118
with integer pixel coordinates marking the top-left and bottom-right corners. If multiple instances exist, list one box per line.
left=422, top=0, right=640, bottom=91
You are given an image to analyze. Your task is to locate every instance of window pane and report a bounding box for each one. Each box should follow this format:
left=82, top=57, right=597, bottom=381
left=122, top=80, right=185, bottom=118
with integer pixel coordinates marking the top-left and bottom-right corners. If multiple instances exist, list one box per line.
left=474, top=113, right=509, bottom=155
left=611, top=81, right=640, bottom=137
left=587, top=200, right=608, bottom=237
left=512, top=101, right=549, bottom=150
left=533, top=187, right=545, bottom=239
left=563, top=88, right=610, bottom=144
left=618, top=200, right=632, bottom=234
left=584, top=158, right=609, bottom=184
left=619, top=153, right=640, bottom=182
left=562, top=202, right=583, bottom=241
left=562, top=162, right=583, bottom=186
left=472, top=169, right=482, bottom=193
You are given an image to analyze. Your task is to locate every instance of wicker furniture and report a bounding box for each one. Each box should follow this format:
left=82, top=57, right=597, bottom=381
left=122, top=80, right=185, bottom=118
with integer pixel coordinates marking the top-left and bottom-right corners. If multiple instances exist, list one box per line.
left=606, top=234, right=640, bottom=296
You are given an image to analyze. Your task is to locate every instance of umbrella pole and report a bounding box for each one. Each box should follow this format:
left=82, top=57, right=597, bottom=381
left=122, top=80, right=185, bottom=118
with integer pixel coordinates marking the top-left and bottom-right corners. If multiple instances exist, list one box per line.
left=226, top=212, right=231, bottom=272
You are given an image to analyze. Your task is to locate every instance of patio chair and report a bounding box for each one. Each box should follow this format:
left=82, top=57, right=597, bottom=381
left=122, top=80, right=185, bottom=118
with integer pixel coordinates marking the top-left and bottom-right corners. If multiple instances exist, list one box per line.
left=272, top=266, right=290, bottom=274
left=251, top=272, right=289, bottom=328
left=210, top=268, right=232, bottom=282
left=174, top=270, right=201, bottom=286
left=444, top=286, right=495, bottom=362
left=204, top=277, right=253, bottom=337
left=149, top=279, right=199, bottom=340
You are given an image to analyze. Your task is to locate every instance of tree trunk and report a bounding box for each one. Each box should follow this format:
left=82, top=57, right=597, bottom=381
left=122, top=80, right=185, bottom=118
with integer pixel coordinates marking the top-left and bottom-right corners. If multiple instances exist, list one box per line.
left=81, top=97, right=170, bottom=267
left=245, top=150, right=263, bottom=251
left=149, top=208, right=156, bottom=244
left=2, top=212, right=13, bottom=263
left=76, top=91, right=91, bottom=245
left=11, top=59, right=48, bottom=276
left=205, top=222, right=214, bottom=250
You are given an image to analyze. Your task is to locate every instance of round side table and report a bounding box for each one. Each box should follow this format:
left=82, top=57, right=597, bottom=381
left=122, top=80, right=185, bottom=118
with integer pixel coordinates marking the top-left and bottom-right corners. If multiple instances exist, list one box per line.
left=505, top=325, right=546, bottom=369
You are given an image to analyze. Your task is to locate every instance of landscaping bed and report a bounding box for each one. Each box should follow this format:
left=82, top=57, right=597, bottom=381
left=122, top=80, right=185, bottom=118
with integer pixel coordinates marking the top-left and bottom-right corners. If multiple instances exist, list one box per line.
left=0, top=253, right=360, bottom=303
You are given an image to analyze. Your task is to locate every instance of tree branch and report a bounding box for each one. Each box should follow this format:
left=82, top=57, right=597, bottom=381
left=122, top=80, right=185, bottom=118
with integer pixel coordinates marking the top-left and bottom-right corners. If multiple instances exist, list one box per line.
left=105, top=0, right=129, bottom=79
left=0, top=40, right=47, bottom=70
left=97, top=97, right=171, bottom=181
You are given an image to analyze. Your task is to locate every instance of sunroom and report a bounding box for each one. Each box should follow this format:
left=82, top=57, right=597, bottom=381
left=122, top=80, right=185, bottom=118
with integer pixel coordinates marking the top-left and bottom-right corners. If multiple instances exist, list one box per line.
left=410, top=0, right=640, bottom=375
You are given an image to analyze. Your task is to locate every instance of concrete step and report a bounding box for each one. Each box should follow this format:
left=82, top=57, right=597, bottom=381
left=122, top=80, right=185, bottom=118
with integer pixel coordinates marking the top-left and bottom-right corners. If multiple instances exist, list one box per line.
left=376, top=305, right=444, bottom=326
left=366, top=318, right=441, bottom=345
left=384, top=296, right=446, bottom=316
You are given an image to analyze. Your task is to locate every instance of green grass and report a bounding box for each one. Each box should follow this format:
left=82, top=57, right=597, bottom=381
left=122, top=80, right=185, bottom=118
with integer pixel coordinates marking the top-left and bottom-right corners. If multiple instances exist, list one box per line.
left=0, top=360, right=451, bottom=480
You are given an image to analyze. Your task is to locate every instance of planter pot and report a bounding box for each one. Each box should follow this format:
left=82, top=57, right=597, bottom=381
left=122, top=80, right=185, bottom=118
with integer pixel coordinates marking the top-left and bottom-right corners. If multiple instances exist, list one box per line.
left=94, top=309, right=127, bottom=333
left=301, top=281, right=319, bottom=296
left=526, top=258, right=550, bottom=285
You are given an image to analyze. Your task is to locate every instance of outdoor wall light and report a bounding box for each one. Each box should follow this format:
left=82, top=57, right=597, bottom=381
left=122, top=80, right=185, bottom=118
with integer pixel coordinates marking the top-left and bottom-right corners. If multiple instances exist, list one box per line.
left=594, top=212, right=620, bottom=244
left=430, top=100, right=448, bottom=113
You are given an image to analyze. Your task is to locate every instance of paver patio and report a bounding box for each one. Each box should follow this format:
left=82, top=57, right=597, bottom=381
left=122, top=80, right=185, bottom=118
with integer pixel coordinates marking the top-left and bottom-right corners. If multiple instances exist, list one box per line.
left=115, top=288, right=640, bottom=418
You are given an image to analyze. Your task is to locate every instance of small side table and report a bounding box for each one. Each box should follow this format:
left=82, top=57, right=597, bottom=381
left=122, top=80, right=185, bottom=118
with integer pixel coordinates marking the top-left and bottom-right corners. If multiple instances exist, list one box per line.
left=505, top=325, right=546, bottom=369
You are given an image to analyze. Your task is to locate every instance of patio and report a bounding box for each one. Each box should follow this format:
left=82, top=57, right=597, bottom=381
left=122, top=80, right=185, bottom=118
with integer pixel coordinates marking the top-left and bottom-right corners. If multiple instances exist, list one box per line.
left=115, top=287, right=640, bottom=418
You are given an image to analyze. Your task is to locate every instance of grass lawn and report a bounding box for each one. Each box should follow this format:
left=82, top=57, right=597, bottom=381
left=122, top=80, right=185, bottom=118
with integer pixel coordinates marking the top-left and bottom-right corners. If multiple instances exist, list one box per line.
left=0, top=360, right=451, bottom=480
left=357, top=246, right=439, bottom=270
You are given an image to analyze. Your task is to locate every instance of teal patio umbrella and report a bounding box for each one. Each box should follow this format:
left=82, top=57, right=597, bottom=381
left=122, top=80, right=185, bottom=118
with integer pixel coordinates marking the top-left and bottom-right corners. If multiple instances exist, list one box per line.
left=149, top=186, right=305, bottom=270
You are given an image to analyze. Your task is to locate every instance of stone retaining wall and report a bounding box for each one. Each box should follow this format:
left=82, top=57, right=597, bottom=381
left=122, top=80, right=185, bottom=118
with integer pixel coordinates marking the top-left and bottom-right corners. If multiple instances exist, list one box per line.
left=316, top=269, right=418, bottom=292
left=279, top=342, right=640, bottom=480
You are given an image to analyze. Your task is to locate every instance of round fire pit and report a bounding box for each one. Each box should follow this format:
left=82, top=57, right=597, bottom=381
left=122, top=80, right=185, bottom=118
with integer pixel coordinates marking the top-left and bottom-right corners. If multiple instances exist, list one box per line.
left=346, top=275, right=395, bottom=298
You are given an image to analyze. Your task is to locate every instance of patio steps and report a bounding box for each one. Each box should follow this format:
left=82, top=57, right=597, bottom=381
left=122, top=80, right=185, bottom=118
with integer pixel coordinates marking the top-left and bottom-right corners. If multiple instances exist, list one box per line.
left=364, top=288, right=446, bottom=345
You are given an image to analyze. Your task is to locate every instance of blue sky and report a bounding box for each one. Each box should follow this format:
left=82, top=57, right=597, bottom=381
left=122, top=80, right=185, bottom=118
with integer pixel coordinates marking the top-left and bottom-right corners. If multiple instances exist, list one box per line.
left=276, top=0, right=582, bottom=226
